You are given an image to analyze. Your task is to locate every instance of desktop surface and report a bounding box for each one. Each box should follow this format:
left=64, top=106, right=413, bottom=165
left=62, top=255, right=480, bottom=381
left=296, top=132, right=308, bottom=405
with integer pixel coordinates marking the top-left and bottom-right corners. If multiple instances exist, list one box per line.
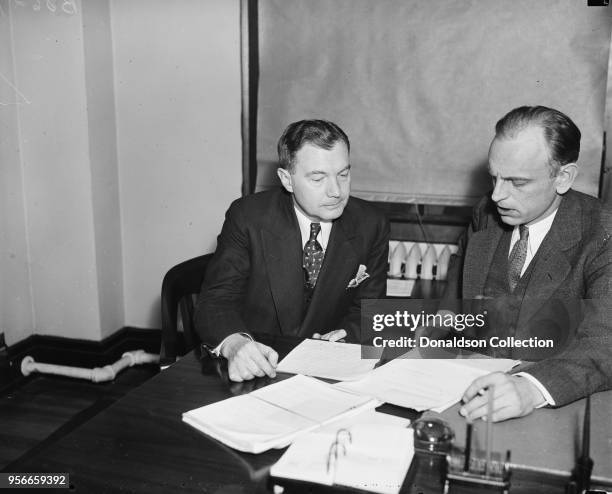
left=3, top=334, right=611, bottom=493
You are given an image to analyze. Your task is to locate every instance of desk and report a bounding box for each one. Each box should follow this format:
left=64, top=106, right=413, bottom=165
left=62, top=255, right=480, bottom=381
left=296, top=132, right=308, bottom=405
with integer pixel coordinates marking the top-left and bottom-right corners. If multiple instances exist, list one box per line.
left=4, top=335, right=611, bottom=493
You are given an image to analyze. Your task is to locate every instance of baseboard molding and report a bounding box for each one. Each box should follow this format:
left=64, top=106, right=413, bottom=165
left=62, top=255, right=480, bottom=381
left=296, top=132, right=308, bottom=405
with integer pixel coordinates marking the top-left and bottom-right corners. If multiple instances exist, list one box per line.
left=1, top=327, right=161, bottom=394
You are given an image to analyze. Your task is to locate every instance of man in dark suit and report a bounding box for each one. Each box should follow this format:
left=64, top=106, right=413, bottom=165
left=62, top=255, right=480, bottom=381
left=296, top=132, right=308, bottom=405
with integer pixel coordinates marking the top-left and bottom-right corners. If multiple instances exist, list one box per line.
left=195, top=120, right=389, bottom=382
left=447, top=106, right=612, bottom=422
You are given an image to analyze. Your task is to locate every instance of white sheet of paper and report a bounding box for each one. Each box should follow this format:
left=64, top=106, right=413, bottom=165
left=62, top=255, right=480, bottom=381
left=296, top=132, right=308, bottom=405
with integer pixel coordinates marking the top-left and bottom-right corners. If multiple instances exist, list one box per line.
left=334, top=425, right=413, bottom=494
left=276, top=339, right=380, bottom=381
left=252, top=373, right=377, bottom=423
left=335, top=358, right=518, bottom=412
left=316, top=409, right=411, bottom=433
left=386, top=278, right=415, bottom=297
left=271, top=423, right=414, bottom=494
left=182, top=375, right=379, bottom=453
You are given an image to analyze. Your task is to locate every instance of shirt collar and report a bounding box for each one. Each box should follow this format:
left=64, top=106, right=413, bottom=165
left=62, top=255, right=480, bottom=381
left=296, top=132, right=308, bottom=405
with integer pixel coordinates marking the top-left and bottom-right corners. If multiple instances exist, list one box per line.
left=512, top=208, right=559, bottom=255
left=294, top=206, right=332, bottom=250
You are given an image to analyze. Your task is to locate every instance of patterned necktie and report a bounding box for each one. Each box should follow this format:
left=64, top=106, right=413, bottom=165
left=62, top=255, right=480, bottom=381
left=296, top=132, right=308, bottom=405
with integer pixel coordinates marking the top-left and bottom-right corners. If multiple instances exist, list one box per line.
left=303, top=222, right=324, bottom=288
left=507, top=224, right=529, bottom=292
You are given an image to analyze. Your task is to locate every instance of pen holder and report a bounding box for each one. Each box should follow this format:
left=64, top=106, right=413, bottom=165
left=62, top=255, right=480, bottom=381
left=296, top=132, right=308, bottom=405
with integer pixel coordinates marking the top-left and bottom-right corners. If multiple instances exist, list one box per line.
left=444, top=446, right=512, bottom=494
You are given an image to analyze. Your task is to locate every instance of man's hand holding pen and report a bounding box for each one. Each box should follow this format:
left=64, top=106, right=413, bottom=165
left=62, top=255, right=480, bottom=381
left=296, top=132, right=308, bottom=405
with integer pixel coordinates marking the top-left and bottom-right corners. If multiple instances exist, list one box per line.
left=459, top=372, right=546, bottom=422
left=221, top=329, right=347, bottom=382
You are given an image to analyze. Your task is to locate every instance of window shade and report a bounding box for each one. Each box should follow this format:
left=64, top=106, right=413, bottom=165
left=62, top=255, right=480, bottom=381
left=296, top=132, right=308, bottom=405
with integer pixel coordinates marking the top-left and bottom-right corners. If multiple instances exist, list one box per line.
left=256, top=0, right=612, bottom=205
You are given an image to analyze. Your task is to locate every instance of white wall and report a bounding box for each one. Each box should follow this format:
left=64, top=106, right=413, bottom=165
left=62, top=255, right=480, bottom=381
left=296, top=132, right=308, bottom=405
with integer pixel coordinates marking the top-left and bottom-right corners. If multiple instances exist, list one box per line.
left=1, top=0, right=242, bottom=344
left=2, top=2, right=102, bottom=344
left=111, top=0, right=242, bottom=328
left=0, top=6, right=34, bottom=345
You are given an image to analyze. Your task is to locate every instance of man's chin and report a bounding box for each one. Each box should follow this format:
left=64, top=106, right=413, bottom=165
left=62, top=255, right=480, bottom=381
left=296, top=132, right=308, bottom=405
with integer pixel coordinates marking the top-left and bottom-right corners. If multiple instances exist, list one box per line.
left=499, top=215, right=524, bottom=227
left=497, top=208, right=521, bottom=225
left=319, top=204, right=346, bottom=221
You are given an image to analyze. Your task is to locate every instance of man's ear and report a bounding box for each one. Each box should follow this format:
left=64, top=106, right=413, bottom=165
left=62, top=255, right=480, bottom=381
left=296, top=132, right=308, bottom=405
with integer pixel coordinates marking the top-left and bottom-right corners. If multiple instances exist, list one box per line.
left=277, top=167, right=294, bottom=193
left=554, top=162, right=578, bottom=194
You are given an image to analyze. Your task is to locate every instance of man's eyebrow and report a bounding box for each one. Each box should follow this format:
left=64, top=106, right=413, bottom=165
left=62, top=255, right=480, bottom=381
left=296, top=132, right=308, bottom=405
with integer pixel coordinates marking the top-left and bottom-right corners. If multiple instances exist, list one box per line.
left=491, top=174, right=531, bottom=181
left=487, top=169, right=530, bottom=181
left=306, top=165, right=351, bottom=176
left=508, top=176, right=530, bottom=181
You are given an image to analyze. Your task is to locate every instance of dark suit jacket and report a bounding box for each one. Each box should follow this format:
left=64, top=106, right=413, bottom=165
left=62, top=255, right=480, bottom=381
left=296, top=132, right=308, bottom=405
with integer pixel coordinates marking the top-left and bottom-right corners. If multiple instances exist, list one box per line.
left=446, top=189, right=612, bottom=406
left=195, top=188, right=389, bottom=347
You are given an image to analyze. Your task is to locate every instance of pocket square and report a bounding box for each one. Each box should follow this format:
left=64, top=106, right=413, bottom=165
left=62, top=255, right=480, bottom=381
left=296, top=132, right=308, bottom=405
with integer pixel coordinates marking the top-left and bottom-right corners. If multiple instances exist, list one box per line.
left=347, top=264, right=370, bottom=288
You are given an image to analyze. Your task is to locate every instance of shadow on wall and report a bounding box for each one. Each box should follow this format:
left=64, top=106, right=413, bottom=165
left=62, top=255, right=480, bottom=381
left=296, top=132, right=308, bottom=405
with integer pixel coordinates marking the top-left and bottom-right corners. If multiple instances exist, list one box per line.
left=149, top=297, right=162, bottom=330
left=470, top=158, right=492, bottom=199
left=255, top=160, right=282, bottom=193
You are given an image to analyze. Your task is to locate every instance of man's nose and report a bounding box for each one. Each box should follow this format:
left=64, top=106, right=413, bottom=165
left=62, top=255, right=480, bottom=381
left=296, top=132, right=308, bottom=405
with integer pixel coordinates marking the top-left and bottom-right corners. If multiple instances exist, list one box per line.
left=326, top=177, right=341, bottom=197
left=491, top=179, right=507, bottom=203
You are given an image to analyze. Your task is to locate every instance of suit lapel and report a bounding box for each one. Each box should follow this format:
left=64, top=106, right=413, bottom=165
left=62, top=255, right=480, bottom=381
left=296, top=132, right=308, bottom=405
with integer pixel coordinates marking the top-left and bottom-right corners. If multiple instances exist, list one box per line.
left=299, top=210, right=359, bottom=336
left=520, top=193, right=582, bottom=323
left=262, top=194, right=304, bottom=335
left=464, top=225, right=504, bottom=298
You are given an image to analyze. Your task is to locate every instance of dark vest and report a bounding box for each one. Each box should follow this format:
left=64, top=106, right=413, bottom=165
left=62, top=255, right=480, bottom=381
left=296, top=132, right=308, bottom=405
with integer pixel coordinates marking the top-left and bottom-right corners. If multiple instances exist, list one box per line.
left=480, top=229, right=538, bottom=358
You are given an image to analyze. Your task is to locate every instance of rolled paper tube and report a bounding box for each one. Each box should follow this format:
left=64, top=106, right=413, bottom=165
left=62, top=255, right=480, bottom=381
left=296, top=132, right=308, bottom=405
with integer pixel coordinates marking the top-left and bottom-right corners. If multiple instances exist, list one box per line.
left=420, top=244, right=437, bottom=280
left=405, top=243, right=422, bottom=279
left=436, top=245, right=452, bottom=280
left=389, top=242, right=407, bottom=277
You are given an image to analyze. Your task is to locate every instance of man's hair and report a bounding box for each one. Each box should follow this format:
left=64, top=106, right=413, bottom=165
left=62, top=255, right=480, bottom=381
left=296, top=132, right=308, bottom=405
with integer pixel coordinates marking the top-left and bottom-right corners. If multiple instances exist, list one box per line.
left=277, top=119, right=350, bottom=172
left=495, top=106, right=581, bottom=175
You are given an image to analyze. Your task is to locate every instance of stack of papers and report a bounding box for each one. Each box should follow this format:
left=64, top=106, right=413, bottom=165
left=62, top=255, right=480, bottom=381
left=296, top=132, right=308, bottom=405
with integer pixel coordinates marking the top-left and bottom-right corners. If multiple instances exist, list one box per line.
left=184, top=339, right=519, bottom=455
left=336, top=358, right=518, bottom=412
left=271, top=422, right=414, bottom=494
left=182, top=375, right=379, bottom=453
left=276, top=339, right=380, bottom=381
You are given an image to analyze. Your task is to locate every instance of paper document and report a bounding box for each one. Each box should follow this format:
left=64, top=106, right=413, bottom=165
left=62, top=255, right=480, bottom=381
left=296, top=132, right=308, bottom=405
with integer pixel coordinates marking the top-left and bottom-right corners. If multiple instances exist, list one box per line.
left=449, top=357, right=521, bottom=373
left=336, top=358, right=518, bottom=412
left=271, top=423, right=414, bottom=494
left=386, top=278, right=415, bottom=297
left=182, top=375, right=380, bottom=454
left=316, top=409, right=411, bottom=433
left=276, top=339, right=381, bottom=381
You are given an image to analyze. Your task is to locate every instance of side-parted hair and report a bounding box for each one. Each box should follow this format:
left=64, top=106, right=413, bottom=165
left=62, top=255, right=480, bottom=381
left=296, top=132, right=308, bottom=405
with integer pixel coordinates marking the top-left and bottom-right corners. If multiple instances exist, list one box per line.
left=495, top=106, right=581, bottom=175
left=277, top=119, right=350, bottom=172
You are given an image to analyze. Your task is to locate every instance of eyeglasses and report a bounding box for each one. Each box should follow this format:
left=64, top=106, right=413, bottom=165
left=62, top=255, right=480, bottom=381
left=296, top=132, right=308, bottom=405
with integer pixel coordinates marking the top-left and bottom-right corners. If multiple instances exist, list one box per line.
left=326, top=428, right=353, bottom=476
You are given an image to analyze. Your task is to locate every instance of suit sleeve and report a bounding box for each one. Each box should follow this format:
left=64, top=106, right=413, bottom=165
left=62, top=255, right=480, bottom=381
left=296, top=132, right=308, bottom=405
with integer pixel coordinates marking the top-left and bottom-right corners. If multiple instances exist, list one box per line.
left=339, top=212, right=390, bottom=343
left=520, top=229, right=612, bottom=406
left=194, top=200, right=252, bottom=347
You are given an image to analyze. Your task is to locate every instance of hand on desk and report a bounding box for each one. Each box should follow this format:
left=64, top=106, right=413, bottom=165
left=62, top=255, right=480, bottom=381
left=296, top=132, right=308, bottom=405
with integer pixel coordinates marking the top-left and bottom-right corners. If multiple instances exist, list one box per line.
left=220, top=334, right=278, bottom=382
left=459, top=372, right=546, bottom=422
left=312, top=329, right=347, bottom=342
left=209, top=358, right=274, bottom=395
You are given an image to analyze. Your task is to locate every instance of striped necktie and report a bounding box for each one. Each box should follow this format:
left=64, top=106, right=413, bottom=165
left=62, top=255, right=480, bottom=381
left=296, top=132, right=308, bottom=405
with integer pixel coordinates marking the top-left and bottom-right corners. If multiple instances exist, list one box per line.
left=508, top=224, right=529, bottom=292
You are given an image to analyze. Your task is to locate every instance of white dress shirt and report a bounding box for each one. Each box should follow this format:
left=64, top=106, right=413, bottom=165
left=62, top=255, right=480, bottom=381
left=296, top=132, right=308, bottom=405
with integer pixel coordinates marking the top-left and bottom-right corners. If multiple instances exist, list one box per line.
left=294, top=206, right=332, bottom=250
left=508, top=209, right=558, bottom=276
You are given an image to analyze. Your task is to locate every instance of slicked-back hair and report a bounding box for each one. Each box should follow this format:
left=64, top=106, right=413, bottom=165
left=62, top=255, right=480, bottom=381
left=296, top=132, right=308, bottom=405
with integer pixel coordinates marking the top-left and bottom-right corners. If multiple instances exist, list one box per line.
left=277, top=119, right=350, bottom=172
left=494, top=106, right=581, bottom=175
